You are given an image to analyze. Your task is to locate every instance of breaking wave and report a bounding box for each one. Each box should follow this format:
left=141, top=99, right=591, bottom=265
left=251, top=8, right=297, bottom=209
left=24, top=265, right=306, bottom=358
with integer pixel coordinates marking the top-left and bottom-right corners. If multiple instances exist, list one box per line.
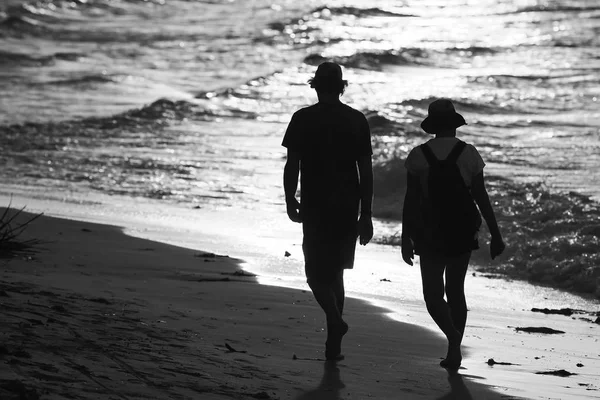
left=304, top=49, right=428, bottom=70
left=310, top=5, right=417, bottom=18
left=376, top=177, right=600, bottom=299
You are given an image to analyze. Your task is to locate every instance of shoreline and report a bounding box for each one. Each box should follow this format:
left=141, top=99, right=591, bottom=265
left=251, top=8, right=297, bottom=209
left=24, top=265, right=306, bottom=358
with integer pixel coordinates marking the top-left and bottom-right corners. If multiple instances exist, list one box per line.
left=0, top=204, right=521, bottom=400
left=1, top=192, right=599, bottom=399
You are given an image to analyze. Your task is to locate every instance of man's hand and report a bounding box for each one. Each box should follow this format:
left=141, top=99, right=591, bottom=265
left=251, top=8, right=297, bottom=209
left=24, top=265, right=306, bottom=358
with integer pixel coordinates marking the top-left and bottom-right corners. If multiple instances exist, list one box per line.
left=358, top=214, right=373, bottom=245
left=286, top=198, right=302, bottom=223
left=490, top=235, right=505, bottom=260
left=401, top=236, right=414, bottom=266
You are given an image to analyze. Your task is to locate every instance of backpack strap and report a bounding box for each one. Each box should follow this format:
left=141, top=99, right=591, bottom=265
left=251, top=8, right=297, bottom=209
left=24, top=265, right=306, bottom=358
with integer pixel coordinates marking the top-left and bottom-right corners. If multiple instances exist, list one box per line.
left=420, top=143, right=438, bottom=166
left=446, top=140, right=467, bottom=164
left=421, top=140, right=467, bottom=166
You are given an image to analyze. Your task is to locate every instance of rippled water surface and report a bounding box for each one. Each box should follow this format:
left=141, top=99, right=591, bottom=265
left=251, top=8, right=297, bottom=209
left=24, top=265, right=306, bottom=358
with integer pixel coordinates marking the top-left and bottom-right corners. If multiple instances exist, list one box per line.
left=1, top=0, right=600, bottom=297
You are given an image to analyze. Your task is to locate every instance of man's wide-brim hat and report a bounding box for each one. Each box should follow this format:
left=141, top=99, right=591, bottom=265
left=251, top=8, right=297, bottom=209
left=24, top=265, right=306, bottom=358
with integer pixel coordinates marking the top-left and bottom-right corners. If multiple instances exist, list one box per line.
left=309, top=61, right=347, bottom=88
left=421, top=98, right=467, bottom=134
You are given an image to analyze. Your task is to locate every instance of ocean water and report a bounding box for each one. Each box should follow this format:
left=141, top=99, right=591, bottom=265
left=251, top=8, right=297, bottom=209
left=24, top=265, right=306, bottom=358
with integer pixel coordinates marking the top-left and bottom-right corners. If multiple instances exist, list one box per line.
left=1, top=0, right=600, bottom=298
left=1, top=2, right=600, bottom=398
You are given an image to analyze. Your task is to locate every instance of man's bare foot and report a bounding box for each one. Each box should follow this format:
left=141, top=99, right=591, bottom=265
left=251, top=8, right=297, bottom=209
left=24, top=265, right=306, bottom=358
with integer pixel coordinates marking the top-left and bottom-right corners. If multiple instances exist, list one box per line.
left=326, top=354, right=345, bottom=362
left=325, top=320, right=349, bottom=360
left=439, top=356, right=461, bottom=370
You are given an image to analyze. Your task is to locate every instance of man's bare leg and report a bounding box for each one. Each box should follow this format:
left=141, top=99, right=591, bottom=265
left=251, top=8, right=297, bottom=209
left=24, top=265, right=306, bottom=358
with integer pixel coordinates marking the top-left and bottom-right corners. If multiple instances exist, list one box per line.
left=331, top=270, right=345, bottom=316
left=308, top=275, right=348, bottom=360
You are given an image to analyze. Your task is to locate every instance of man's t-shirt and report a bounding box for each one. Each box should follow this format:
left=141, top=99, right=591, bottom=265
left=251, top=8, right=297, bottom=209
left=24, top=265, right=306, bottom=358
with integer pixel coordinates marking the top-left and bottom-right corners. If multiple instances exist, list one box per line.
left=282, top=101, right=372, bottom=223
left=404, top=137, right=485, bottom=197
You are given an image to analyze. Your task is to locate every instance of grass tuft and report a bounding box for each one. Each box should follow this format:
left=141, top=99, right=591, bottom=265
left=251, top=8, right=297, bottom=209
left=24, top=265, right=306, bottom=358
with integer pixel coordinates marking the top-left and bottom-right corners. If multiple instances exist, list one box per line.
left=0, top=199, right=43, bottom=258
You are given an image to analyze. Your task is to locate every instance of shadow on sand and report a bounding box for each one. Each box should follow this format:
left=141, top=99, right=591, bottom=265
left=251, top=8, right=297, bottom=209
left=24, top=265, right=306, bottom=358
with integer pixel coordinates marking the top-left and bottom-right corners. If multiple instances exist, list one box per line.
left=436, top=370, right=474, bottom=400
left=295, top=361, right=345, bottom=400
left=294, top=361, right=474, bottom=400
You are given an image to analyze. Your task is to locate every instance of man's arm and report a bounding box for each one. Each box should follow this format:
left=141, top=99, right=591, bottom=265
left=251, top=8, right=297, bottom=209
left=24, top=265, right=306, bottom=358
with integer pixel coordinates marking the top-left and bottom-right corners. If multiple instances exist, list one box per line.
left=357, top=155, right=374, bottom=245
left=470, top=171, right=505, bottom=259
left=283, top=149, right=302, bottom=223
left=357, top=155, right=373, bottom=216
left=401, top=171, right=420, bottom=240
left=401, top=171, right=419, bottom=265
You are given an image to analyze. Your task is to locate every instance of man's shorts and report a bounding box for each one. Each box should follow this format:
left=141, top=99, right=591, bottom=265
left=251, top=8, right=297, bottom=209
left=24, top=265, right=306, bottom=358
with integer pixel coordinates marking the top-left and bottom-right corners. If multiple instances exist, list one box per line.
left=302, top=219, right=358, bottom=284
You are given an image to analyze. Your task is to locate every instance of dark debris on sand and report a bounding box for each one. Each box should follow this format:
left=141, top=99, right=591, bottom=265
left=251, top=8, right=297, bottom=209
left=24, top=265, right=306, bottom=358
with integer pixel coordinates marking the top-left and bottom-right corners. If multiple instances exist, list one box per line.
left=221, top=270, right=256, bottom=277
left=195, top=252, right=230, bottom=258
left=531, top=307, right=574, bottom=316
left=514, top=326, right=565, bottom=334
left=531, top=308, right=600, bottom=325
left=224, top=342, right=247, bottom=354
left=535, top=369, right=577, bottom=377
left=486, top=358, right=519, bottom=366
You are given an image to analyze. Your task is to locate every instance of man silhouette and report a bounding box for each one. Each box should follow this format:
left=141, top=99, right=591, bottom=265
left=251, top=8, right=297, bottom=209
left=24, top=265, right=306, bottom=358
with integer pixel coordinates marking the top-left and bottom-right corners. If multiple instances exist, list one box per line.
left=283, top=61, right=373, bottom=360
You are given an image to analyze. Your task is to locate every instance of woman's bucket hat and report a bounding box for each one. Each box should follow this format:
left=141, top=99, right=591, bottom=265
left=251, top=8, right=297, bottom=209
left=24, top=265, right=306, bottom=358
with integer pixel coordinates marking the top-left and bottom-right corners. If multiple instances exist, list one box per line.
left=421, top=98, right=467, bottom=134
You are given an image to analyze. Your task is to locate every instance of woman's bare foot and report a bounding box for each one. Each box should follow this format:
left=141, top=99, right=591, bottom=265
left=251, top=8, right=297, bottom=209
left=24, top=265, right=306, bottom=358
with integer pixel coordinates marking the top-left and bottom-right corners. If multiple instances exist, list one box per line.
left=440, top=331, right=462, bottom=370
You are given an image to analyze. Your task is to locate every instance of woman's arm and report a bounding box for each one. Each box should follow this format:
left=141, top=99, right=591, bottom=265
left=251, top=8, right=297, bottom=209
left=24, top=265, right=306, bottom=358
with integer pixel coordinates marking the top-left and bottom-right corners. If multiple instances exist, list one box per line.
left=470, top=171, right=505, bottom=259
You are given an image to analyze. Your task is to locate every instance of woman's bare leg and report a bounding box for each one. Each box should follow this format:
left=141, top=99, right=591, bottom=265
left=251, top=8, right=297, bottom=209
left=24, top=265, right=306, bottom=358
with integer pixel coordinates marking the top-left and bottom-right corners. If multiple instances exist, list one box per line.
left=420, top=253, right=463, bottom=368
left=445, top=252, right=470, bottom=337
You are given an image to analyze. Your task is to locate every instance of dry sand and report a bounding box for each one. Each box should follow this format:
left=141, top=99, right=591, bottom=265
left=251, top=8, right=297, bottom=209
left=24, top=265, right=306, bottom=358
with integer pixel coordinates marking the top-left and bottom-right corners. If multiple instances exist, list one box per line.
left=0, top=206, right=523, bottom=400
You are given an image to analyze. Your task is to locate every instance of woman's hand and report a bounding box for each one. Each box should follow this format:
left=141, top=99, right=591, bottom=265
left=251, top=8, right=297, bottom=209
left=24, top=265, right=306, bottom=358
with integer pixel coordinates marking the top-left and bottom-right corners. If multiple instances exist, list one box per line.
left=490, top=235, right=505, bottom=260
left=401, top=236, right=414, bottom=266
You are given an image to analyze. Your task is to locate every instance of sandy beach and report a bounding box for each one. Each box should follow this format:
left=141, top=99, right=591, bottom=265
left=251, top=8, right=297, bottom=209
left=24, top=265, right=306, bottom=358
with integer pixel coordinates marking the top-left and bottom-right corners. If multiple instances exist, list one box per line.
left=0, top=196, right=512, bottom=400
left=1, top=192, right=599, bottom=400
